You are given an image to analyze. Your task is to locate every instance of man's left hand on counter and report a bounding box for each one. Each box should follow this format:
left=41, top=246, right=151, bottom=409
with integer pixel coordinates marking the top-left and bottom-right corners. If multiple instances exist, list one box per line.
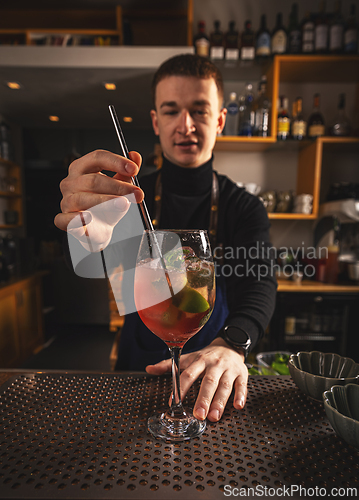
left=145, top=337, right=248, bottom=422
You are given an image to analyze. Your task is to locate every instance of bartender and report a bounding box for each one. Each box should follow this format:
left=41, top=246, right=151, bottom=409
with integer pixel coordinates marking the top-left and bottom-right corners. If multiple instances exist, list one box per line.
left=54, top=54, right=277, bottom=423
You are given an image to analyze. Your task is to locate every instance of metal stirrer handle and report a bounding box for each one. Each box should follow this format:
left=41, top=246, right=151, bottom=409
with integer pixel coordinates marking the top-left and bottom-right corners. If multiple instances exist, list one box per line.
left=108, top=104, right=154, bottom=232
left=108, top=105, right=174, bottom=297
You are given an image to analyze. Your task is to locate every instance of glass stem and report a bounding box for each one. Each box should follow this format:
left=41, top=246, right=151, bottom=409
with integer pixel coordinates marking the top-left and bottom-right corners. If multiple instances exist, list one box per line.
left=169, top=346, right=185, bottom=418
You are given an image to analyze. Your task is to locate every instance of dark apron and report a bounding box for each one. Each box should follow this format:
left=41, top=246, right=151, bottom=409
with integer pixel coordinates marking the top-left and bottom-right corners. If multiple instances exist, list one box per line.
left=115, top=273, right=228, bottom=371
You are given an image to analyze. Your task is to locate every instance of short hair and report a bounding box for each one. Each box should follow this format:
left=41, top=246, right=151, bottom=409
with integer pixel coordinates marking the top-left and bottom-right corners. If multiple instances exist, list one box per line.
left=151, top=54, right=224, bottom=107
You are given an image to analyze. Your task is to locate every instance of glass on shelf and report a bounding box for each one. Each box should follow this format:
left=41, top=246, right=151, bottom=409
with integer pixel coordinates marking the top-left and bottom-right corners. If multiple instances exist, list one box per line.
left=0, top=176, right=17, bottom=193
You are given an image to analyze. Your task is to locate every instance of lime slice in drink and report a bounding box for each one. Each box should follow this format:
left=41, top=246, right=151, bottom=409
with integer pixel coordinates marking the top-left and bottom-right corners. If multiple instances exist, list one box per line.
left=176, top=286, right=210, bottom=314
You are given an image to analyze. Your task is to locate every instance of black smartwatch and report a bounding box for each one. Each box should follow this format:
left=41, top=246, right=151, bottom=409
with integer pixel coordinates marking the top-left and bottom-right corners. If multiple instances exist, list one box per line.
left=220, top=325, right=252, bottom=361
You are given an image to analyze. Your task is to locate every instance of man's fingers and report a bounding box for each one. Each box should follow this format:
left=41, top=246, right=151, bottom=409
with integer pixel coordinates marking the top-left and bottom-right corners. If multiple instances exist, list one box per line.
left=74, top=171, right=137, bottom=194
left=61, top=188, right=142, bottom=215
left=68, top=150, right=140, bottom=177
left=192, top=366, right=223, bottom=421
left=233, top=372, right=248, bottom=410
left=145, top=358, right=172, bottom=375
left=205, top=373, right=234, bottom=422
left=54, top=195, right=131, bottom=238
left=54, top=211, right=89, bottom=232
left=178, top=354, right=206, bottom=403
left=128, top=151, right=142, bottom=169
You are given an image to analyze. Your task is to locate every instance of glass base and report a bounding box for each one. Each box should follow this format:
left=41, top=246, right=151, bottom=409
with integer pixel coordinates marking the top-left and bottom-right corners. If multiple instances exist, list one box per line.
left=147, top=407, right=206, bottom=442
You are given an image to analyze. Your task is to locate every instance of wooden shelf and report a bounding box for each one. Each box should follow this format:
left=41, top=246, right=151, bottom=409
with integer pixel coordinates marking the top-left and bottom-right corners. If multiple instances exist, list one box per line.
left=0, top=224, right=21, bottom=229
left=275, top=54, right=359, bottom=83
left=215, top=136, right=359, bottom=152
left=215, top=136, right=276, bottom=152
left=0, top=2, right=193, bottom=47
left=277, top=279, right=359, bottom=293
left=27, top=29, right=120, bottom=38
left=268, top=213, right=316, bottom=220
left=0, top=192, right=21, bottom=198
left=0, top=157, right=17, bottom=168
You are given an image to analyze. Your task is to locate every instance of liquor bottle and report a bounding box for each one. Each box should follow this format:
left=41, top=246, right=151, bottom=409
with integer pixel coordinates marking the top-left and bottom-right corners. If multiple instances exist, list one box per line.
left=344, top=4, right=358, bottom=54
left=225, top=21, right=239, bottom=61
left=324, top=217, right=340, bottom=284
left=193, top=21, right=210, bottom=57
left=314, top=0, right=329, bottom=53
left=240, top=20, right=255, bottom=60
left=291, top=97, right=307, bottom=140
left=329, top=0, right=344, bottom=53
left=277, top=96, right=290, bottom=140
left=330, top=93, right=351, bottom=136
left=307, top=93, right=325, bottom=138
left=0, top=249, right=9, bottom=283
left=288, top=3, right=302, bottom=54
left=254, top=76, right=271, bottom=137
left=238, top=83, right=255, bottom=136
left=224, top=92, right=239, bottom=136
left=210, top=20, right=224, bottom=60
left=301, top=11, right=315, bottom=53
left=271, top=12, right=287, bottom=54
left=0, top=121, right=11, bottom=161
left=255, top=14, right=271, bottom=59
left=291, top=99, right=298, bottom=136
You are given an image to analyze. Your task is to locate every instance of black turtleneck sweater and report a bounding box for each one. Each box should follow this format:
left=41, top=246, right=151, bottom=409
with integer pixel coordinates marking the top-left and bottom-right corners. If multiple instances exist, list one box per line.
left=67, top=155, right=277, bottom=367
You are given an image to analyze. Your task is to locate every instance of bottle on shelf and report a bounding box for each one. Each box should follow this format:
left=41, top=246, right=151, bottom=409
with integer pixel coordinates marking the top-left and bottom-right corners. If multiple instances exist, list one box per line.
left=0, top=121, right=11, bottom=161
left=238, top=83, right=255, bottom=137
left=301, top=11, right=315, bottom=53
left=255, top=14, right=271, bottom=59
left=307, top=93, right=326, bottom=138
left=0, top=248, right=10, bottom=283
left=314, top=0, right=329, bottom=53
left=271, top=12, right=287, bottom=54
left=210, top=20, right=224, bottom=60
left=329, top=0, right=344, bottom=53
left=330, top=93, right=351, bottom=136
left=324, top=217, right=340, bottom=284
left=291, top=97, right=307, bottom=140
left=288, top=3, right=302, bottom=54
left=277, top=96, right=290, bottom=140
left=193, top=21, right=210, bottom=57
left=254, top=76, right=271, bottom=137
left=224, top=92, right=239, bottom=136
left=240, top=20, right=255, bottom=61
left=238, top=83, right=255, bottom=136
left=344, top=3, right=358, bottom=54
left=225, top=21, right=239, bottom=62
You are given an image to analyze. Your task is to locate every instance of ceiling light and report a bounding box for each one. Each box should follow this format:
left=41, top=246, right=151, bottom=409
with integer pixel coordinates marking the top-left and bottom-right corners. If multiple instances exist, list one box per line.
left=49, top=115, right=59, bottom=122
left=123, top=116, right=133, bottom=123
left=6, top=81, right=22, bottom=90
left=104, top=83, right=116, bottom=90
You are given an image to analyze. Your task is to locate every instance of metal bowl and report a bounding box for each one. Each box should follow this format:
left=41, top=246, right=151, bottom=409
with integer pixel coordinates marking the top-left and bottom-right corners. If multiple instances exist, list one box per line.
left=323, top=384, right=359, bottom=449
left=288, top=351, right=359, bottom=401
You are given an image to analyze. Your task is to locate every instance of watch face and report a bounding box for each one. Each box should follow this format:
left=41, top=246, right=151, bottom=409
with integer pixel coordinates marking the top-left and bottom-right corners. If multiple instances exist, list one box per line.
left=226, top=326, right=250, bottom=345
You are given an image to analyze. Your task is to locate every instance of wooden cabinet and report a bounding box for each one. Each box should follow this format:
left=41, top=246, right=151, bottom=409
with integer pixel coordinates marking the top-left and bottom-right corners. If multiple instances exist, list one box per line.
left=214, top=55, right=359, bottom=220
left=0, top=158, right=23, bottom=229
left=0, top=273, right=44, bottom=368
left=0, top=1, right=193, bottom=47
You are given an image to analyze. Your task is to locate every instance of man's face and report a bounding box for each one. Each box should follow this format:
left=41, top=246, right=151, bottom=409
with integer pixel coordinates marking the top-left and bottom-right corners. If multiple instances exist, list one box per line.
left=150, top=76, right=226, bottom=168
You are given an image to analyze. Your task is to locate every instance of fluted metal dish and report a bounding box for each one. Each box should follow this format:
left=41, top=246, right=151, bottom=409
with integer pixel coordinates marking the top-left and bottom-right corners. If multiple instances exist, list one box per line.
left=323, top=383, right=359, bottom=449
left=288, top=351, right=359, bottom=401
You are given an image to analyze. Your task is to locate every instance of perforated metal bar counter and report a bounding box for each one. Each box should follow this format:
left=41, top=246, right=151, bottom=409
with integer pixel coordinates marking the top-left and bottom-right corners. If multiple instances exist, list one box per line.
left=0, top=371, right=358, bottom=500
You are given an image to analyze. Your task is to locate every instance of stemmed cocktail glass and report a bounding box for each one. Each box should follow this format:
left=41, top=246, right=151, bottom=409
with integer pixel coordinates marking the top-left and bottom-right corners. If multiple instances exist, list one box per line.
left=134, top=229, right=215, bottom=441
